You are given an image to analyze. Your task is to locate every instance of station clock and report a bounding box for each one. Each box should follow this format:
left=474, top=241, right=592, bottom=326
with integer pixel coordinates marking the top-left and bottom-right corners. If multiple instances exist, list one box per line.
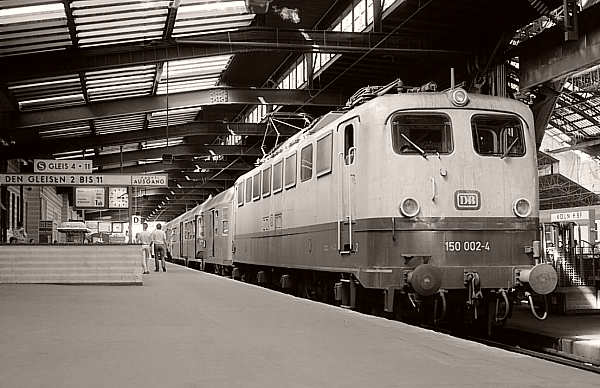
left=108, top=187, right=128, bottom=209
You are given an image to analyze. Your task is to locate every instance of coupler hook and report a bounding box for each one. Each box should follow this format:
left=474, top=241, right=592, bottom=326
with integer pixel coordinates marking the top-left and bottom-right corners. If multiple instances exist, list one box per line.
left=526, top=291, right=549, bottom=320
left=495, top=289, right=510, bottom=323
left=465, top=272, right=483, bottom=319
left=433, top=289, right=447, bottom=325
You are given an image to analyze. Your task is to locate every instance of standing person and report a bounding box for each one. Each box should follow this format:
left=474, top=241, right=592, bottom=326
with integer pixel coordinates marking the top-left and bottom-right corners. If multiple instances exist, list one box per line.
left=151, top=223, right=167, bottom=272
left=13, top=222, right=27, bottom=243
left=136, top=223, right=152, bottom=275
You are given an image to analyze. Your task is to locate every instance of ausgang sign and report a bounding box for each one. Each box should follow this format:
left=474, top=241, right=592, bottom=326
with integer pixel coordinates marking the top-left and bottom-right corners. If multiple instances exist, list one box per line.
left=34, top=159, right=92, bottom=173
left=0, top=174, right=168, bottom=187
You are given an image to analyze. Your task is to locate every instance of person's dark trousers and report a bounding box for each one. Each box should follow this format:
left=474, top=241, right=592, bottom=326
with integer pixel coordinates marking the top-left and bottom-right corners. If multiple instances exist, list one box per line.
left=155, top=244, right=166, bottom=272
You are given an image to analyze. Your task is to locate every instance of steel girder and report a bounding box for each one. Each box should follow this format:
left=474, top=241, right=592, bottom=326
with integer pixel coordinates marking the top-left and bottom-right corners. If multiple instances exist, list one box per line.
left=91, top=144, right=260, bottom=167
left=15, top=87, right=345, bottom=128
left=0, top=28, right=467, bottom=83
left=519, top=4, right=600, bottom=91
left=3, top=122, right=280, bottom=158
left=100, top=160, right=252, bottom=174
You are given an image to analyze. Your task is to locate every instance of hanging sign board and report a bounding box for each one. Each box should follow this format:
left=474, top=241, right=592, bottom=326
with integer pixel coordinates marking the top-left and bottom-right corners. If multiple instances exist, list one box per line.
left=75, top=187, right=106, bottom=208
left=550, top=210, right=590, bottom=222
left=34, top=159, right=92, bottom=174
left=0, top=174, right=168, bottom=187
left=98, top=222, right=112, bottom=233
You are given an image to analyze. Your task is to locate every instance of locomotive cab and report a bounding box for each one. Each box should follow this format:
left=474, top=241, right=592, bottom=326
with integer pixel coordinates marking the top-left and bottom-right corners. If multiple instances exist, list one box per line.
left=343, top=87, right=557, bottom=325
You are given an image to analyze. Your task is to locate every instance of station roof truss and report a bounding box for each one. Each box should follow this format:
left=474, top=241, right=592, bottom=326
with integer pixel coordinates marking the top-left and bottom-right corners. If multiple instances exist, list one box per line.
left=0, top=0, right=568, bottom=220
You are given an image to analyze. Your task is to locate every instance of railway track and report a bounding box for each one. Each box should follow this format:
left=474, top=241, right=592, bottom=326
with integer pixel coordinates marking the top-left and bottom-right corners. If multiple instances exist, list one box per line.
left=463, top=335, right=600, bottom=374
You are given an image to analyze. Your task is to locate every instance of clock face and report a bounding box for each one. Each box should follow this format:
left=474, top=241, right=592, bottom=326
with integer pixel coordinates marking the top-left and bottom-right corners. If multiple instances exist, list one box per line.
left=108, top=187, right=128, bottom=209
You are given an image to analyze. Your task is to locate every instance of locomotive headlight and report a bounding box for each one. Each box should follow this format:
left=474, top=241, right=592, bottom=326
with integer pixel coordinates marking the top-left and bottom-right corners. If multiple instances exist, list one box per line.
left=513, top=198, right=531, bottom=218
left=448, top=88, right=469, bottom=106
left=400, top=197, right=420, bottom=217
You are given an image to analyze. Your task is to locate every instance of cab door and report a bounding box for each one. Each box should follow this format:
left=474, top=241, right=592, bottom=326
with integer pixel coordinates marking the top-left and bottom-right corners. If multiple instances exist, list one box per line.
left=337, top=117, right=359, bottom=254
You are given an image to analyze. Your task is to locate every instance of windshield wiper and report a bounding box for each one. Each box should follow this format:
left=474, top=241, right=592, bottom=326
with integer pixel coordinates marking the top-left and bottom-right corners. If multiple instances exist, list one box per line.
left=500, top=138, right=520, bottom=159
left=400, top=133, right=428, bottom=159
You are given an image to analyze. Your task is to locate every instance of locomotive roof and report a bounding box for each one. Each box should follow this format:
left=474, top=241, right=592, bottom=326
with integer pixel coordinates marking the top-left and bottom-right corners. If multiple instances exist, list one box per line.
left=236, top=91, right=532, bottom=184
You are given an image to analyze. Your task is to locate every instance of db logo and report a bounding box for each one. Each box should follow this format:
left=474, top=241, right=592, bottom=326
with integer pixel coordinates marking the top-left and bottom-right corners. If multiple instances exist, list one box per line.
left=455, top=190, right=481, bottom=210
left=36, top=161, right=46, bottom=171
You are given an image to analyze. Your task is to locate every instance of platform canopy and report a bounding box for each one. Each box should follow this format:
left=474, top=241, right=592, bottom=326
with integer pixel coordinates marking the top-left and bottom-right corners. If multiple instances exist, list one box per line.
left=0, top=0, right=568, bottom=220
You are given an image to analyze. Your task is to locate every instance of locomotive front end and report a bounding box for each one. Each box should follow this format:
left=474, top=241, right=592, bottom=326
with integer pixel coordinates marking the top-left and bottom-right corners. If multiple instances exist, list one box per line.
left=359, top=89, right=557, bottom=327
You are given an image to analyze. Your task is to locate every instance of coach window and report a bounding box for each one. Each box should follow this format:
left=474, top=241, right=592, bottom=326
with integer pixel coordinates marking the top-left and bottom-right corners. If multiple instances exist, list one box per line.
left=222, top=208, right=229, bottom=235
left=237, top=183, right=244, bottom=206
left=272, top=160, right=283, bottom=193
left=262, top=167, right=271, bottom=197
left=391, top=113, right=453, bottom=156
left=316, top=132, right=333, bottom=177
left=344, top=124, right=355, bottom=165
left=471, top=114, right=525, bottom=158
left=197, top=216, right=205, bottom=238
left=300, top=144, right=313, bottom=182
left=252, top=173, right=261, bottom=201
left=284, top=153, right=297, bottom=189
left=245, top=177, right=252, bottom=203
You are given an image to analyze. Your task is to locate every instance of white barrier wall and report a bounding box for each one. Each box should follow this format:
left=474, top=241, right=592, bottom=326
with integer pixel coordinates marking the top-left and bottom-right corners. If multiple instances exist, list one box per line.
left=0, top=244, right=142, bottom=285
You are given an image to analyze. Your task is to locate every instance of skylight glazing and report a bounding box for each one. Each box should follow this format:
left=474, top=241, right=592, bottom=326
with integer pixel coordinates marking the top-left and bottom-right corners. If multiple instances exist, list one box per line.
left=156, top=55, right=232, bottom=95
left=148, top=107, right=201, bottom=128
left=143, top=137, right=184, bottom=149
left=0, top=1, right=71, bottom=56
left=93, top=114, right=146, bottom=135
left=7, top=74, right=85, bottom=111
left=71, top=0, right=170, bottom=47
left=85, top=65, right=156, bottom=102
left=172, top=0, right=255, bottom=38
left=54, top=148, right=95, bottom=159
left=98, top=143, right=140, bottom=155
left=37, top=121, right=91, bottom=139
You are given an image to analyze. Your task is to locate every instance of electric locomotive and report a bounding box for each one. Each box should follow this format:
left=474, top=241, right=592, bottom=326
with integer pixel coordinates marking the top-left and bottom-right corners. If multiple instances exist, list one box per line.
left=231, top=83, right=557, bottom=327
left=168, top=82, right=558, bottom=329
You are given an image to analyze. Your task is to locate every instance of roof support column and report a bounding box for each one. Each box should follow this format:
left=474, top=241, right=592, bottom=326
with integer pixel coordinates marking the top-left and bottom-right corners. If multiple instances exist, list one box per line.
left=305, top=53, right=314, bottom=89
left=532, top=82, right=562, bottom=149
left=373, top=0, right=383, bottom=33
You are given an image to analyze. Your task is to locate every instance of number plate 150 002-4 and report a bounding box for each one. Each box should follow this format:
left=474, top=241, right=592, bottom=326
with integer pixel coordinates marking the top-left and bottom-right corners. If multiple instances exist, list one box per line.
left=444, top=241, right=491, bottom=252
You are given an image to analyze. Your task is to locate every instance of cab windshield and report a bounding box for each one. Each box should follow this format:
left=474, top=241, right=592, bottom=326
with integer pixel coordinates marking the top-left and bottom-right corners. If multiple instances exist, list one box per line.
left=391, top=113, right=453, bottom=156
left=472, top=114, right=525, bottom=158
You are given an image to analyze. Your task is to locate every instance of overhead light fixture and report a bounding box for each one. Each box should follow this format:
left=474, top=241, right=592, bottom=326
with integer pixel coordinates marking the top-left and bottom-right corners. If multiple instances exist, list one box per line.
left=176, top=184, right=182, bottom=189
left=170, top=190, right=175, bottom=195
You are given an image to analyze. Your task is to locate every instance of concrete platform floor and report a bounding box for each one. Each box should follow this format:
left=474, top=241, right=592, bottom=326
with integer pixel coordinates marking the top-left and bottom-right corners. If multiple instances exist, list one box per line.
left=1, top=265, right=598, bottom=388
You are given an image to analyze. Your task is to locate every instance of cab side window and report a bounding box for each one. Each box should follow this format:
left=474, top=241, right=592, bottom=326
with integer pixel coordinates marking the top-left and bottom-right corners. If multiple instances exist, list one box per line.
left=237, top=182, right=244, bottom=206
left=344, top=124, right=355, bottom=165
left=300, top=144, right=313, bottom=182
left=284, top=153, right=297, bottom=189
left=273, top=161, right=283, bottom=193
left=245, top=177, right=252, bottom=203
left=262, top=167, right=271, bottom=197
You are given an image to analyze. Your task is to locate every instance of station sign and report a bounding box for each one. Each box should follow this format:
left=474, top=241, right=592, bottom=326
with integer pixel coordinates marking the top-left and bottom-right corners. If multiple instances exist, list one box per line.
left=75, top=187, right=106, bottom=208
left=34, top=159, right=92, bottom=174
left=550, top=210, right=589, bottom=222
left=0, top=174, right=168, bottom=187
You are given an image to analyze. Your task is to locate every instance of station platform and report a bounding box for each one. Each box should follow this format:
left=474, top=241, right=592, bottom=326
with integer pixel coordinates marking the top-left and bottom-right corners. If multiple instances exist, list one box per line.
left=1, top=265, right=597, bottom=388
left=505, top=304, right=600, bottom=365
